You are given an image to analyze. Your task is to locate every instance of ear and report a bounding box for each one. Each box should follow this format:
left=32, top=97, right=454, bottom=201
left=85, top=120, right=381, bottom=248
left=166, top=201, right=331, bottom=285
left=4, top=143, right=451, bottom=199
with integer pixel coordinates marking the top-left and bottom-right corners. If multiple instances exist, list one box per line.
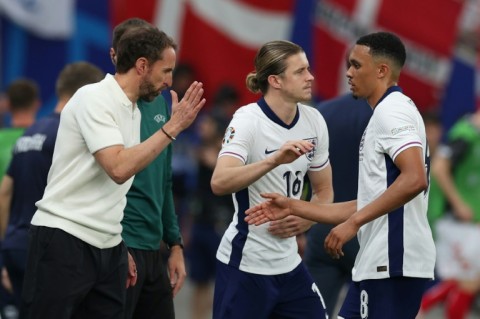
left=135, top=58, right=148, bottom=75
left=377, top=63, right=389, bottom=79
left=109, top=48, right=116, bottom=65
left=267, top=74, right=282, bottom=89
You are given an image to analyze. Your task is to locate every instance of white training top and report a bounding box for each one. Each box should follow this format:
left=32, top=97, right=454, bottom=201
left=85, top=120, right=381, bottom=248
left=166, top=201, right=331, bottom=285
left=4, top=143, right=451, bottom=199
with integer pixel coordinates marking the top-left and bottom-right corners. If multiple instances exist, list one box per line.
left=32, top=74, right=141, bottom=249
left=216, top=97, right=330, bottom=275
left=353, top=87, right=436, bottom=281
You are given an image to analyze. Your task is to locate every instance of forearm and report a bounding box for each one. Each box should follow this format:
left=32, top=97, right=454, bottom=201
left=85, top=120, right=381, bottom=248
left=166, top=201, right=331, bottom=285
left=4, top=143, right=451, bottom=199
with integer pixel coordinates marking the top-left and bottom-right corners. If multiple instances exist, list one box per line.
left=349, top=174, right=425, bottom=228
left=96, top=123, right=177, bottom=184
left=290, top=199, right=356, bottom=224
left=211, top=157, right=278, bottom=195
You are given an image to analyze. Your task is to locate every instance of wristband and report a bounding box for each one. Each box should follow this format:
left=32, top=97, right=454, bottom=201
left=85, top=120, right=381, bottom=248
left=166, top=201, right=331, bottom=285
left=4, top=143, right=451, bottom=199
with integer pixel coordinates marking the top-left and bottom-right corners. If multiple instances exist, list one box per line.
left=167, top=243, right=184, bottom=250
left=161, top=127, right=176, bottom=141
left=167, top=238, right=184, bottom=250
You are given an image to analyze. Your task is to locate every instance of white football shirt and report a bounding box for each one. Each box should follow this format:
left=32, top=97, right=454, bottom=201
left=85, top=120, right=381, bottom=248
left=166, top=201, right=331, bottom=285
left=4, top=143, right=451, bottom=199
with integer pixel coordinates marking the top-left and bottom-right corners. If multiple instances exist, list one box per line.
left=353, top=87, right=436, bottom=281
left=216, top=97, right=329, bottom=275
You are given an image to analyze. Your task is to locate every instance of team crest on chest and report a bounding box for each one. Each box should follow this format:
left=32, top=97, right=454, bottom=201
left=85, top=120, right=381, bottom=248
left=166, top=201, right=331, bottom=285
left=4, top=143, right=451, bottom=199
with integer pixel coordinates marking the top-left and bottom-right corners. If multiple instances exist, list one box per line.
left=222, top=127, right=236, bottom=145
left=304, top=137, right=317, bottom=161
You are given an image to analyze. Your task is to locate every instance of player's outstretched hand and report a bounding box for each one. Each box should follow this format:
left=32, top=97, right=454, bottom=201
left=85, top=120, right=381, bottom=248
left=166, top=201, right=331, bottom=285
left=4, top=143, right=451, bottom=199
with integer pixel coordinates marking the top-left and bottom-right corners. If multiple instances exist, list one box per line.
left=169, top=81, right=206, bottom=132
left=244, top=193, right=292, bottom=226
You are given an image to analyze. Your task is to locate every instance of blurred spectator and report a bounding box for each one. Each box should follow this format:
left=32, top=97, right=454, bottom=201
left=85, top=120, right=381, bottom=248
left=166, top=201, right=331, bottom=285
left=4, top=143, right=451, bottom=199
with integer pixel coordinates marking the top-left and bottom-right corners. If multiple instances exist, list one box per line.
left=0, top=78, right=40, bottom=319
left=0, top=62, right=104, bottom=311
left=0, top=93, right=8, bottom=128
left=0, top=79, right=40, bottom=175
left=415, top=111, right=445, bottom=318
left=186, top=85, right=238, bottom=319
left=422, top=111, right=445, bottom=234
left=418, top=109, right=480, bottom=319
left=210, top=84, right=240, bottom=121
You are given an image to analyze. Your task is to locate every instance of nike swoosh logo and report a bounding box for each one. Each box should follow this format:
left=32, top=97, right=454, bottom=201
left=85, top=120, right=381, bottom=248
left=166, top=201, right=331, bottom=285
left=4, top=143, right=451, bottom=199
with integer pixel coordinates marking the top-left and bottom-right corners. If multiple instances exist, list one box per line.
left=264, top=148, right=279, bottom=154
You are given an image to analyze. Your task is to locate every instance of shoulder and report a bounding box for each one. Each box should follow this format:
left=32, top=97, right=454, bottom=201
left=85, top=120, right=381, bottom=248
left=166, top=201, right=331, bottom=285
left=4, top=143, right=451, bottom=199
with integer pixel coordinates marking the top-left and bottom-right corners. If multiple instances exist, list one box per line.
left=298, top=103, right=323, bottom=119
left=230, top=102, right=261, bottom=120
left=380, top=91, right=415, bottom=109
left=23, top=115, right=56, bottom=134
left=298, top=103, right=327, bottom=125
left=375, top=93, right=417, bottom=119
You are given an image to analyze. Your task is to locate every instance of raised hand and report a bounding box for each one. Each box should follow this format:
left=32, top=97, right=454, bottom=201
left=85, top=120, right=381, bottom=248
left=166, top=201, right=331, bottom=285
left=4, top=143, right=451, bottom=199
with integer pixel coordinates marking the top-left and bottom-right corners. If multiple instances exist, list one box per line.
left=169, top=81, right=206, bottom=132
left=244, top=193, right=291, bottom=226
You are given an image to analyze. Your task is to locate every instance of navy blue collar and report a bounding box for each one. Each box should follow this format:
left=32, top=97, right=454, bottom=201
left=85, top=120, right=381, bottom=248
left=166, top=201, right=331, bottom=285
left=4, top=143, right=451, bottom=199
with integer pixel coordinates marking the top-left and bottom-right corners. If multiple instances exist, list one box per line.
left=257, top=96, right=299, bottom=129
left=375, top=85, right=402, bottom=108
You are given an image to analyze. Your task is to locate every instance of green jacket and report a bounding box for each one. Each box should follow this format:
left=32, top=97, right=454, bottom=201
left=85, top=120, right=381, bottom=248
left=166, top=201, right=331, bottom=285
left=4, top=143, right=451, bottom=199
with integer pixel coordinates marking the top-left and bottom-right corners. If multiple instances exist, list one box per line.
left=0, top=128, right=25, bottom=177
left=448, top=116, right=480, bottom=221
left=122, top=97, right=181, bottom=250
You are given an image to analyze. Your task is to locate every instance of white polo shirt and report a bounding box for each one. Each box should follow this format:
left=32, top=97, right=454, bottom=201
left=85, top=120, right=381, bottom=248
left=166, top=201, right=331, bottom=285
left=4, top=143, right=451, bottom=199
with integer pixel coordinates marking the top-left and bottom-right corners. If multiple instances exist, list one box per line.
left=216, top=97, right=330, bottom=275
left=32, top=74, right=141, bottom=249
left=353, top=87, right=436, bottom=281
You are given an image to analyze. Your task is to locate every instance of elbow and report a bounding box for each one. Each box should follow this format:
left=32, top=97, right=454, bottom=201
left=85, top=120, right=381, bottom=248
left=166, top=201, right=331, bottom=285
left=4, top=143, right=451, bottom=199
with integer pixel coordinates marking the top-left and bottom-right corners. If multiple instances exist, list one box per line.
left=111, top=175, right=129, bottom=185
left=211, top=178, right=229, bottom=196
left=109, top=168, right=133, bottom=185
left=411, top=174, right=428, bottom=195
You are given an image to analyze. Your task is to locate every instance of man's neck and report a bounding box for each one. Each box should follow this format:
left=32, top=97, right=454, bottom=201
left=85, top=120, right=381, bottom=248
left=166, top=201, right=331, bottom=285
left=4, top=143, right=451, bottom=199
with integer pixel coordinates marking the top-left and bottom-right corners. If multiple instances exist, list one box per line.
left=114, top=72, right=139, bottom=104
left=264, top=94, right=298, bottom=125
left=11, top=112, right=35, bottom=128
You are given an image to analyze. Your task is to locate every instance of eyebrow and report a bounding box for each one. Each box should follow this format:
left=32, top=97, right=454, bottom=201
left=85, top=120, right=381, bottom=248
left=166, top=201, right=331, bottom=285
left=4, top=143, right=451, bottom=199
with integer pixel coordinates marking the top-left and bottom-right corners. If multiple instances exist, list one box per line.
left=294, top=65, right=309, bottom=73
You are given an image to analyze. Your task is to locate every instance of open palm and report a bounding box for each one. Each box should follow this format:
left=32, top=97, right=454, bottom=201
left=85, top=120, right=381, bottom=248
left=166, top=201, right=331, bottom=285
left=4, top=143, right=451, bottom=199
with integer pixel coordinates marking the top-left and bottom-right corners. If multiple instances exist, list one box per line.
left=244, top=193, right=291, bottom=226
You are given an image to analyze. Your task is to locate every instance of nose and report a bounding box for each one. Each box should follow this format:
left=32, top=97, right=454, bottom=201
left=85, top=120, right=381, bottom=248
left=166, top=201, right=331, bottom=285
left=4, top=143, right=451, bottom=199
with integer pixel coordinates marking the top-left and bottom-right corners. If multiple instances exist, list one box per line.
left=346, top=66, right=353, bottom=79
left=307, top=70, right=314, bottom=81
left=165, top=74, right=173, bottom=88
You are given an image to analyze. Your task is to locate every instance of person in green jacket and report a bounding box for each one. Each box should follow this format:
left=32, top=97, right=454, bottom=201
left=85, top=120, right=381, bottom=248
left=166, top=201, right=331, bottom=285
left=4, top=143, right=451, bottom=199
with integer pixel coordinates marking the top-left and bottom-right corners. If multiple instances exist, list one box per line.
left=419, top=110, right=480, bottom=319
left=111, top=18, right=191, bottom=319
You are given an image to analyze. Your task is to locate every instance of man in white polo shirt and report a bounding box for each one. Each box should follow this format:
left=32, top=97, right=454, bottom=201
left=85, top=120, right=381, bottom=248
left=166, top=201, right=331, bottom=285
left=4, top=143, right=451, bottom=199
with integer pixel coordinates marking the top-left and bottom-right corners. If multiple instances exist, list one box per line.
left=21, top=26, right=205, bottom=319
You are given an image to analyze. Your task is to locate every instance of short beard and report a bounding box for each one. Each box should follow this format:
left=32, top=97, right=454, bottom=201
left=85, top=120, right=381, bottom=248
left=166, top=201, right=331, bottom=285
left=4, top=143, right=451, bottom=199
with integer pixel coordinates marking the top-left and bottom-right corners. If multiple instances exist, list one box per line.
left=139, top=80, right=158, bottom=102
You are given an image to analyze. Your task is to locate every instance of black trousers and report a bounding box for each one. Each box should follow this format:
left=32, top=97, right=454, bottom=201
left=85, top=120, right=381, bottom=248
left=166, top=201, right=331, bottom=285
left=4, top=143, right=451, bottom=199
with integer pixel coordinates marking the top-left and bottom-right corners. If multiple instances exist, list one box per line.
left=20, top=226, right=128, bottom=319
left=125, top=248, right=174, bottom=319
